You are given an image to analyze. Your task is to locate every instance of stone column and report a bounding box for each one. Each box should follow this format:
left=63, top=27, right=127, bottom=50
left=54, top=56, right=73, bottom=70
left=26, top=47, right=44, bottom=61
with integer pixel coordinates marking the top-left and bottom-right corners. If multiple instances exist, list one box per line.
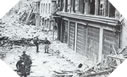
left=70, top=0, right=73, bottom=13
left=49, top=3, right=50, bottom=16
left=70, top=0, right=75, bottom=13
left=79, top=0, right=85, bottom=14
left=44, top=4, right=45, bottom=17
left=73, top=0, right=75, bottom=13
left=68, top=0, right=71, bottom=12
left=46, top=4, right=48, bottom=16
left=95, top=0, right=99, bottom=15
left=63, top=0, right=66, bottom=12
left=104, top=0, right=108, bottom=16
left=36, top=13, right=40, bottom=27
left=43, top=3, right=44, bottom=16
left=84, top=0, right=90, bottom=14
left=107, top=1, right=110, bottom=17
left=47, top=3, right=49, bottom=17
left=75, top=0, right=79, bottom=13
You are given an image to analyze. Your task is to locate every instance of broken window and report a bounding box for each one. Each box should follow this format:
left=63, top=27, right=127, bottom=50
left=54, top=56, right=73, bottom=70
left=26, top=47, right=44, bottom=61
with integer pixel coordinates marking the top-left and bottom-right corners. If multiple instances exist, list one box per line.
left=49, top=3, right=50, bottom=14
left=58, top=0, right=61, bottom=9
left=79, top=0, right=85, bottom=14
left=70, top=0, right=75, bottom=13
left=99, top=4, right=104, bottom=16
left=59, top=0, right=64, bottom=11
left=30, top=13, right=35, bottom=20
left=109, top=3, right=115, bottom=18
left=44, top=4, right=45, bottom=15
left=65, top=0, right=68, bottom=12
left=90, top=0, right=95, bottom=15
left=52, top=1, right=56, bottom=14
left=67, top=0, right=71, bottom=12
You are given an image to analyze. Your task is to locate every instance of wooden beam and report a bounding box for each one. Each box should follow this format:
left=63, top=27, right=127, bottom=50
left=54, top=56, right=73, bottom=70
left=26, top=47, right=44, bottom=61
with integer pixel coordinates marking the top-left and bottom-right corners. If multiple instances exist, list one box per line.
left=98, top=27, right=103, bottom=63
left=67, top=20, right=70, bottom=45
left=60, top=20, right=63, bottom=41
left=74, top=22, right=78, bottom=52
left=83, top=69, right=113, bottom=77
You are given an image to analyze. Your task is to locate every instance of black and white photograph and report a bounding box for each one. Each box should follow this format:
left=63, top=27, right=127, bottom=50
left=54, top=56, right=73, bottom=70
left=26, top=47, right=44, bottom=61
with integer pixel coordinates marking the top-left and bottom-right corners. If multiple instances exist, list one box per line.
left=0, top=0, right=127, bottom=77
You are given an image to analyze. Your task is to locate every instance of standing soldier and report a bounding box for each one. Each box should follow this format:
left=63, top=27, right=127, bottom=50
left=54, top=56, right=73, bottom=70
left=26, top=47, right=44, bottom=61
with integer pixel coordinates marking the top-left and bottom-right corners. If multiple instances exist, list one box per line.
left=44, top=37, right=51, bottom=53
left=33, top=36, right=39, bottom=53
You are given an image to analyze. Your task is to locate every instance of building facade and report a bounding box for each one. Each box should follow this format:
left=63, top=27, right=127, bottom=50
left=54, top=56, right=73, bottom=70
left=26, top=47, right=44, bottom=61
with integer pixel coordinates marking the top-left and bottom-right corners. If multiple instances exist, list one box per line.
left=55, top=0, right=122, bottom=64
left=40, top=0, right=58, bottom=30
left=32, top=0, right=58, bottom=30
left=31, top=0, right=41, bottom=26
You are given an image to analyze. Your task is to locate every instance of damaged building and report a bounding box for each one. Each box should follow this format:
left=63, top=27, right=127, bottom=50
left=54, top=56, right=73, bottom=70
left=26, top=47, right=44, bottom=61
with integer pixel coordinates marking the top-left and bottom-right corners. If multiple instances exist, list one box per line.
left=54, top=0, right=123, bottom=64
left=1, top=0, right=127, bottom=77
left=31, top=0, right=58, bottom=30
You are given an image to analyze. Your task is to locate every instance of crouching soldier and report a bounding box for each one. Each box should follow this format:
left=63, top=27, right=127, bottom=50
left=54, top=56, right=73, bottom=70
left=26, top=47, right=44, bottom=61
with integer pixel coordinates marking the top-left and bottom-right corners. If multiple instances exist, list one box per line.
left=24, top=55, right=32, bottom=75
left=16, top=52, right=32, bottom=77
left=16, top=57, right=26, bottom=77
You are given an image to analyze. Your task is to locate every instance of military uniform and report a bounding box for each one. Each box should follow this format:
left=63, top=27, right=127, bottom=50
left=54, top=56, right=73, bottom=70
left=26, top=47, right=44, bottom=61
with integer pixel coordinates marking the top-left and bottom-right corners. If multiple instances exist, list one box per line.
left=33, top=37, right=39, bottom=53
left=44, top=38, right=51, bottom=53
left=16, top=52, right=32, bottom=77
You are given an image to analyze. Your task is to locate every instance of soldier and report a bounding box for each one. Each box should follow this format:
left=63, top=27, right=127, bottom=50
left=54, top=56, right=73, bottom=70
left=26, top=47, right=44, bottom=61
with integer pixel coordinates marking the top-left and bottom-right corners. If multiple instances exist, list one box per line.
left=24, top=55, right=32, bottom=76
left=44, top=37, right=51, bottom=53
left=16, top=57, right=26, bottom=77
left=33, top=36, right=39, bottom=53
left=16, top=52, right=32, bottom=77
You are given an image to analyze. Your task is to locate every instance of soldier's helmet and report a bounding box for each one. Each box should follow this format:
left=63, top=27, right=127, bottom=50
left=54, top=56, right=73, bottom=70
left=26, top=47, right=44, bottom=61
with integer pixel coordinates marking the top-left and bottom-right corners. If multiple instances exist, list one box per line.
left=45, top=37, right=47, bottom=40
left=23, top=51, right=26, bottom=54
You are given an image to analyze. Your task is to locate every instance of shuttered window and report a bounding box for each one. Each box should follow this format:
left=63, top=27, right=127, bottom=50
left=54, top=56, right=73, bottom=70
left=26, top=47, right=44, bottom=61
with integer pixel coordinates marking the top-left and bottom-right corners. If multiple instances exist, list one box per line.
left=87, top=26, right=100, bottom=63
left=76, top=23, right=87, bottom=55
left=79, top=0, right=85, bottom=14
left=103, top=30, right=119, bottom=56
left=69, top=22, right=75, bottom=50
left=63, top=20, right=68, bottom=43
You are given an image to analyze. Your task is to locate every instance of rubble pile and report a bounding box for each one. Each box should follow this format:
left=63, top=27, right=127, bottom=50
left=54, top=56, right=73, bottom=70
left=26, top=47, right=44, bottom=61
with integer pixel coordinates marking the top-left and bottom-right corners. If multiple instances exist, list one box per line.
left=0, top=0, right=36, bottom=39
left=81, top=62, right=114, bottom=77
left=80, top=47, right=127, bottom=77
